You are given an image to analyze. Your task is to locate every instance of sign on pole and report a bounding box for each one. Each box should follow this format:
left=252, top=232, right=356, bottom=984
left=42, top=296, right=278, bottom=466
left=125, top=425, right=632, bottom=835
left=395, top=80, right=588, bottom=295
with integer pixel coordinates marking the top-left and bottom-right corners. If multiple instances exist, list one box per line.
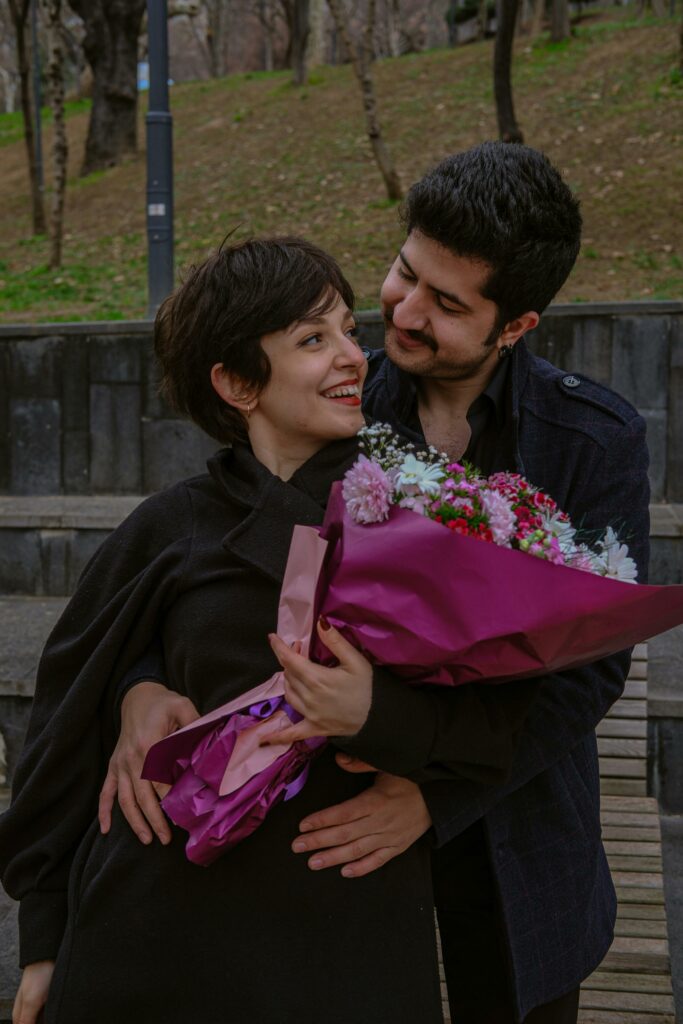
left=146, top=0, right=174, bottom=316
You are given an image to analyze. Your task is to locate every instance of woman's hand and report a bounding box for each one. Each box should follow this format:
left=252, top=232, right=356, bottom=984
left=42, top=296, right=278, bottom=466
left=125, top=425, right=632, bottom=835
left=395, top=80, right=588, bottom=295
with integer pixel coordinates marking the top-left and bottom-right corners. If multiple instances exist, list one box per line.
left=98, top=682, right=199, bottom=845
left=13, top=960, right=55, bottom=1024
left=266, top=618, right=372, bottom=743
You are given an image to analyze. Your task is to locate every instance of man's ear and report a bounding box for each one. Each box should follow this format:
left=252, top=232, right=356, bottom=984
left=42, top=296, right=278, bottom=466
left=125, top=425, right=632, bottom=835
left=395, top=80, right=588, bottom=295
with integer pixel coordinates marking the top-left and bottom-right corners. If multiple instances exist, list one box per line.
left=498, top=311, right=540, bottom=350
left=210, top=363, right=256, bottom=412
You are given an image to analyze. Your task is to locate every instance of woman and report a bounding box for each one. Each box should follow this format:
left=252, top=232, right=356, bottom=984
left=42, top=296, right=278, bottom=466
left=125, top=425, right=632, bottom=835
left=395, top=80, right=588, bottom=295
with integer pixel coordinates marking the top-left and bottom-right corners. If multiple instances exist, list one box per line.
left=3, top=238, right=531, bottom=1024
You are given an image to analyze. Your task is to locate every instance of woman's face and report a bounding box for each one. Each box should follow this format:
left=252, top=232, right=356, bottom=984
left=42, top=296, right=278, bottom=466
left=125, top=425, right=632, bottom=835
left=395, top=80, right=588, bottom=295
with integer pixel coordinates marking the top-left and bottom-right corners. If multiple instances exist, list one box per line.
left=249, top=292, right=367, bottom=455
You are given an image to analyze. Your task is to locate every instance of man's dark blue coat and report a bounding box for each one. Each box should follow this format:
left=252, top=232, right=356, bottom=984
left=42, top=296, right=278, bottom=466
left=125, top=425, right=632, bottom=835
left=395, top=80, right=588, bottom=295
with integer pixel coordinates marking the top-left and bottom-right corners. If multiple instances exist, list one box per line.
left=352, top=338, right=650, bottom=1020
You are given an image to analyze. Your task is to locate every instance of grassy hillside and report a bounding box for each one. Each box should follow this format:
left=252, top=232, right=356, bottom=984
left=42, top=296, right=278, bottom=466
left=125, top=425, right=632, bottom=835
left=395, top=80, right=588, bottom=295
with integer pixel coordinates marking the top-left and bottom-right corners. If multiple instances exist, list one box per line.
left=0, top=6, right=681, bottom=322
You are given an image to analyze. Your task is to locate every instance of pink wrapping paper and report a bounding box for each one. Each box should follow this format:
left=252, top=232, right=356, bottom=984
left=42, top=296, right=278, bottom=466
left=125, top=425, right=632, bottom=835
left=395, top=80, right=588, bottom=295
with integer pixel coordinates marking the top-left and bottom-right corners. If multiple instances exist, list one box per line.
left=310, top=483, right=683, bottom=684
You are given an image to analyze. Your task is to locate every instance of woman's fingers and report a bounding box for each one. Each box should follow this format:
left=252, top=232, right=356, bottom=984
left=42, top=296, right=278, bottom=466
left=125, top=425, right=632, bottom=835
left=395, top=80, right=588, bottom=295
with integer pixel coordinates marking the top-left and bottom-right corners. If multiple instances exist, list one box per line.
left=262, top=720, right=321, bottom=746
left=97, top=769, right=118, bottom=834
left=13, top=961, right=54, bottom=1024
left=132, top=776, right=172, bottom=844
left=117, top=773, right=154, bottom=845
left=335, top=753, right=378, bottom=773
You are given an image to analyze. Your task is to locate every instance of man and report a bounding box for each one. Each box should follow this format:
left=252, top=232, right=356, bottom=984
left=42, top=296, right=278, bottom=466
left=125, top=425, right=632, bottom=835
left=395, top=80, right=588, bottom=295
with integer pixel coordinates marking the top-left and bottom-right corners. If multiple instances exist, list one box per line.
left=101, top=142, right=650, bottom=1022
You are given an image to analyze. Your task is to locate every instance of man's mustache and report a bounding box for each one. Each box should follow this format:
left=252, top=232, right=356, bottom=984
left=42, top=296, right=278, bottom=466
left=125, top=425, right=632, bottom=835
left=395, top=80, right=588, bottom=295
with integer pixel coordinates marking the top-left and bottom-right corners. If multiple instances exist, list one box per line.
left=383, top=311, right=437, bottom=352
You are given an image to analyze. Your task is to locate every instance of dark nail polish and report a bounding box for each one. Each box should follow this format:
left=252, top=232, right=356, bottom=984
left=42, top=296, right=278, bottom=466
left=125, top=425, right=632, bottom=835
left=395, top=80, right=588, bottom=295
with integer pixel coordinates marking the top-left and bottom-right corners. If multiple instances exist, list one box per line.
left=319, top=615, right=331, bottom=631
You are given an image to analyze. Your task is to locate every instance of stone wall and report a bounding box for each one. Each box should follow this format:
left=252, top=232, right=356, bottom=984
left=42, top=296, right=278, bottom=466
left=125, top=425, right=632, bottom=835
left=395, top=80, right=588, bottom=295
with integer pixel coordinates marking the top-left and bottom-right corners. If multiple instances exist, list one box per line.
left=1, top=299, right=682, bottom=501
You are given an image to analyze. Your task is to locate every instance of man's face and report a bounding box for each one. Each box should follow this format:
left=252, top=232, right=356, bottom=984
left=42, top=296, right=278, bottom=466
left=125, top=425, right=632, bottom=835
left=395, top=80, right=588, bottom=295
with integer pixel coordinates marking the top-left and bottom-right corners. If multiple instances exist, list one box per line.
left=380, top=230, right=504, bottom=380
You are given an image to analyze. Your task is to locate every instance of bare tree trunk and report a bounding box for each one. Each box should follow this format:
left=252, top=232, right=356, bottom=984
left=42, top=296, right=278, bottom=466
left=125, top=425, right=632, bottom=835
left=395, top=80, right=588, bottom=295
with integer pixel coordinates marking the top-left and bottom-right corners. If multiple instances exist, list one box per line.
left=327, top=0, right=402, bottom=199
left=43, top=0, right=66, bottom=265
left=530, top=0, right=545, bottom=38
left=386, top=0, right=401, bottom=57
left=69, top=0, right=146, bottom=176
left=680, top=2, right=683, bottom=74
left=307, top=0, right=326, bottom=68
left=550, top=0, right=569, bottom=41
left=207, top=0, right=227, bottom=77
left=8, top=0, right=46, bottom=233
left=42, top=0, right=67, bottom=268
left=494, top=0, right=523, bottom=143
left=285, top=0, right=310, bottom=85
left=477, top=0, right=488, bottom=40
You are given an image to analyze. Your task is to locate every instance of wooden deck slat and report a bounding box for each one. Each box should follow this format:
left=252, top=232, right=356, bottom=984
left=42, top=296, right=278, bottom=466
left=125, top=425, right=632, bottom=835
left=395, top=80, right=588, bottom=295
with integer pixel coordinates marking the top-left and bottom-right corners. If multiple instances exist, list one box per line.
left=601, top=778, right=648, bottom=796
left=606, top=700, right=647, bottom=719
left=597, top=719, right=647, bottom=738
left=617, top=904, right=667, bottom=922
left=615, top=886, right=665, bottom=905
left=608, top=856, right=663, bottom=873
left=604, top=840, right=662, bottom=857
left=598, top=738, right=647, bottom=758
left=603, top=826, right=661, bottom=842
left=626, top=662, right=647, bottom=682
left=599, top=758, right=646, bottom=778
left=614, top=918, right=669, bottom=940
left=586, top=971, right=673, bottom=993
left=601, top=796, right=659, bottom=813
left=580, top=989, right=675, bottom=1012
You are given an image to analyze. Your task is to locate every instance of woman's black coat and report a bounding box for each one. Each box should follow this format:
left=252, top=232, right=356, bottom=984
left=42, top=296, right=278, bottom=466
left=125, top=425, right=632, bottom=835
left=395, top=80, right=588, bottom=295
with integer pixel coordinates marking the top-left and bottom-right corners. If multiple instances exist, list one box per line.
left=0, top=439, right=534, bottom=1023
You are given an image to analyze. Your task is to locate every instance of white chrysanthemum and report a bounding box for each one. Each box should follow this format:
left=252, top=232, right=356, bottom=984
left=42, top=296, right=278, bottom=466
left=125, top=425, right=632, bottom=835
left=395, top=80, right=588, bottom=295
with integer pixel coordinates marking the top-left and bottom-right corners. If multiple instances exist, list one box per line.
left=540, top=509, right=577, bottom=554
left=598, top=527, right=638, bottom=583
left=394, top=454, right=444, bottom=498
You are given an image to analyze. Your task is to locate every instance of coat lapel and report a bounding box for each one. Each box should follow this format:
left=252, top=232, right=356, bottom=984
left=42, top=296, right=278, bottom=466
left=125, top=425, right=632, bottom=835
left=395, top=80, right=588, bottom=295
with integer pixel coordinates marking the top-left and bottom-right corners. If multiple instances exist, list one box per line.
left=208, top=439, right=359, bottom=583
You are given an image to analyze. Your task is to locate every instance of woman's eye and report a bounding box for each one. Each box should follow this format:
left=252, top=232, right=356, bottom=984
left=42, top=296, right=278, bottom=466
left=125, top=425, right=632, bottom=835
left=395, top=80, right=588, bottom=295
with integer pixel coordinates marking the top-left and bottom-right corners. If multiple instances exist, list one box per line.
left=346, top=325, right=360, bottom=342
left=299, top=334, right=322, bottom=347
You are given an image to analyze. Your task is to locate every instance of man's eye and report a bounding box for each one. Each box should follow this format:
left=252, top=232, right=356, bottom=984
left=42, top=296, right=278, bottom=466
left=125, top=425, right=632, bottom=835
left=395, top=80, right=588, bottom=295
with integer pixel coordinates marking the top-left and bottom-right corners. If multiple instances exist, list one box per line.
left=437, top=299, right=461, bottom=314
left=397, top=267, right=415, bottom=282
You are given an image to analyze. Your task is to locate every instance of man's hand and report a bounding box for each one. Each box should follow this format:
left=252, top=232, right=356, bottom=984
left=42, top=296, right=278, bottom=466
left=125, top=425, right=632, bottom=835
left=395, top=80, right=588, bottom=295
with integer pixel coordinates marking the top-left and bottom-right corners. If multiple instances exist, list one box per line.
left=266, top=617, right=373, bottom=743
left=291, top=766, right=432, bottom=878
left=98, top=681, right=199, bottom=845
left=13, top=961, right=54, bottom=1024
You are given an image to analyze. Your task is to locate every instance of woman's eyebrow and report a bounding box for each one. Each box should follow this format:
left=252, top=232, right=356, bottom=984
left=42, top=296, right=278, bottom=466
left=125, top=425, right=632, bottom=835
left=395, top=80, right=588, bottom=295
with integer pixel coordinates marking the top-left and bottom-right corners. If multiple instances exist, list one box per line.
left=399, top=250, right=472, bottom=312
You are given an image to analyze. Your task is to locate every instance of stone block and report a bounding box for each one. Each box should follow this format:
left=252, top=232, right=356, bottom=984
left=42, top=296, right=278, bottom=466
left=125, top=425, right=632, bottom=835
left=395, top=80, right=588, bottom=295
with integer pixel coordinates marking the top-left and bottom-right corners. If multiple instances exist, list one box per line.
left=569, top=317, right=612, bottom=385
left=0, top=531, right=42, bottom=595
left=8, top=337, right=63, bottom=398
left=0, top=345, right=10, bottom=491
left=38, top=529, right=111, bottom=596
left=649, top=624, right=683, bottom=708
left=526, top=315, right=575, bottom=370
left=89, top=384, right=142, bottom=493
left=356, top=319, right=385, bottom=351
left=648, top=718, right=683, bottom=814
left=9, top=398, right=61, bottom=496
left=142, top=419, right=218, bottom=493
left=0, top=887, right=19, bottom=1020
left=89, top=334, right=142, bottom=384
left=61, top=336, right=90, bottom=431
left=611, top=316, right=670, bottom=410
left=641, top=409, right=667, bottom=502
left=0, top=695, right=31, bottom=786
left=0, top=597, right=68, bottom=697
left=667, top=320, right=683, bottom=503
left=649, top=537, right=683, bottom=585
left=142, top=344, right=173, bottom=420
left=62, top=430, right=90, bottom=494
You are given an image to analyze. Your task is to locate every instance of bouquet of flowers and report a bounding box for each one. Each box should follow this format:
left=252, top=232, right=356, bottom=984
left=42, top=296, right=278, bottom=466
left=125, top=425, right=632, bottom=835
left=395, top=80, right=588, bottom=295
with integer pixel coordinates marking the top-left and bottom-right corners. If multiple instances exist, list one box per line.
left=144, top=425, right=683, bottom=865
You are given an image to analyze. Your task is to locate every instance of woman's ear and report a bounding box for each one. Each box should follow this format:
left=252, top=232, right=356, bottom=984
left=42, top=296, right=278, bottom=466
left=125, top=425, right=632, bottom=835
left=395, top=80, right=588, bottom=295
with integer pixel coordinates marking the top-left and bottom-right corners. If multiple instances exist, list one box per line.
left=210, top=364, right=256, bottom=413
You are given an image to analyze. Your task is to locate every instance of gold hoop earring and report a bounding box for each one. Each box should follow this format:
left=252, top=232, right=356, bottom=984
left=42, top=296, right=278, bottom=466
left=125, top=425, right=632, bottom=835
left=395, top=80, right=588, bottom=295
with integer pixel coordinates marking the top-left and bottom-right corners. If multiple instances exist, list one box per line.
left=245, top=402, right=253, bottom=419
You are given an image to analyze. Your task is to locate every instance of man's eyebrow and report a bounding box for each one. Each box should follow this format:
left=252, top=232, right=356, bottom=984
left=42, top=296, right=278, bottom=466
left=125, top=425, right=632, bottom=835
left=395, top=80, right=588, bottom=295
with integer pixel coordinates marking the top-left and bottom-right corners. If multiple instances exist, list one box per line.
left=399, top=249, right=473, bottom=313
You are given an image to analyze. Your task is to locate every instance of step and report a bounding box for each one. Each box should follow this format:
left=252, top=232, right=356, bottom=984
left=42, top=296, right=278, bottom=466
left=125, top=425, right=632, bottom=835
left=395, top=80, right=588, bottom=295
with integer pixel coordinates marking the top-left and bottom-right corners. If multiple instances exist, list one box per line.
left=0, top=495, right=144, bottom=596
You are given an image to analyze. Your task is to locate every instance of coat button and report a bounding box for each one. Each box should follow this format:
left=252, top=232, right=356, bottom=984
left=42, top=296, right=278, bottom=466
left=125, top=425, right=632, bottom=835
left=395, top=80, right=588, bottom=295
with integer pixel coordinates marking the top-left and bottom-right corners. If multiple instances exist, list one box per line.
left=562, top=375, right=581, bottom=388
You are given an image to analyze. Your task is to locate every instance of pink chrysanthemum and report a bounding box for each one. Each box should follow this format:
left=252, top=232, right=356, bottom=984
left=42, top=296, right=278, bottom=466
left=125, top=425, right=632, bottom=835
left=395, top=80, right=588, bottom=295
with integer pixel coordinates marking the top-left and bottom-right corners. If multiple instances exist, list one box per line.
left=343, top=455, right=395, bottom=524
left=480, top=488, right=516, bottom=546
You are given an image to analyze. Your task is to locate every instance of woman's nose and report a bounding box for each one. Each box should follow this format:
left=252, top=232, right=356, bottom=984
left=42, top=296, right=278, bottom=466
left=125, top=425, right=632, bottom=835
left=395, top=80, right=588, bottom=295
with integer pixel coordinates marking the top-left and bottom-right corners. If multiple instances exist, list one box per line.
left=336, top=334, right=366, bottom=367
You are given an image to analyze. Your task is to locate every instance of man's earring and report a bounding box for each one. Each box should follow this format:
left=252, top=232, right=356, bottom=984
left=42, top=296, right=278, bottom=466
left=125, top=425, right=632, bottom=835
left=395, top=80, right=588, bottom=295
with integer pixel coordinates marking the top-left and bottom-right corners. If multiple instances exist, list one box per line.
left=498, top=344, right=514, bottom=360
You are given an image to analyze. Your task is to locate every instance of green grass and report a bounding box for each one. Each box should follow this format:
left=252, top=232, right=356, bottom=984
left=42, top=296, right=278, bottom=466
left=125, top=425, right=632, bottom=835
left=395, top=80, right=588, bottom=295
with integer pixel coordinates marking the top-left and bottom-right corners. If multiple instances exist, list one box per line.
left=0, top=98, right=91, bottom=148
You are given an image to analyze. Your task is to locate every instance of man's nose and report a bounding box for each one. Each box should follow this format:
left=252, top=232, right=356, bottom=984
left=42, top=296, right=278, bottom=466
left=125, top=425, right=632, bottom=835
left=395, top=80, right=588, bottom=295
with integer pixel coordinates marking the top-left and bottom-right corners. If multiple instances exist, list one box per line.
left=392, top=286, right=428, bottom=331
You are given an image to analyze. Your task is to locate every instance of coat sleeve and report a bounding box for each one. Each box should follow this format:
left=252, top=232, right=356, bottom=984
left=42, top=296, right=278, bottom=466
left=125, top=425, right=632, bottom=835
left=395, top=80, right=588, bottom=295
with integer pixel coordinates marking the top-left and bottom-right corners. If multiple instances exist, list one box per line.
left=338, top=412, right=650, bottom=818
left=0, top=484, right=194, bottom=967
left=420, top=412, right=651, bottom=846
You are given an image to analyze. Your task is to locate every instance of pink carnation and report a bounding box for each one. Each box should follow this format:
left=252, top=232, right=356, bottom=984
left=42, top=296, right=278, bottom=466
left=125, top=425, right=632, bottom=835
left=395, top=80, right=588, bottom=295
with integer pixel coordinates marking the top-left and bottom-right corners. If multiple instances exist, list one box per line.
left=343, top=455, right=395, bottom=524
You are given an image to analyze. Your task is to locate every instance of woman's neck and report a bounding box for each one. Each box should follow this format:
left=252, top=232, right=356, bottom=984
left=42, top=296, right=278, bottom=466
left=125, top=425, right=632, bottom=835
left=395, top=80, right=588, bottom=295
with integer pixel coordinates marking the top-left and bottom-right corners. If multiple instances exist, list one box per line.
left=247, top=427, right=324, bottom=481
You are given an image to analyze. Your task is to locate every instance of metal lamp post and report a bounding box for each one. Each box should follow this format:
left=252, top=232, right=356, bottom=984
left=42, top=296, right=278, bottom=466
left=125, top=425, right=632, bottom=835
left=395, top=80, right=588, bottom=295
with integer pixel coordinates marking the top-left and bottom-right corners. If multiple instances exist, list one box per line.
left=146, top=0, right=174, bottom=316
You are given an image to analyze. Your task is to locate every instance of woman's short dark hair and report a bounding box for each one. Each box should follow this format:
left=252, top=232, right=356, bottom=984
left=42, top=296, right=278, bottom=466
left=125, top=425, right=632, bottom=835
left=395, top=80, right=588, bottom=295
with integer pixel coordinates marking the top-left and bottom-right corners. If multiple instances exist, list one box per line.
left=154, top=236, right=355, bottom=445
left=402, top=142, right=582, bottom=324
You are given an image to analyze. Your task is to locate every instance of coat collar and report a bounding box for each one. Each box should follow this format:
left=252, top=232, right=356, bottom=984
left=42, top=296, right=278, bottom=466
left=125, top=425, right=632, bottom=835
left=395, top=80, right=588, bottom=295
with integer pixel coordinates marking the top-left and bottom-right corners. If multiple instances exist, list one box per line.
left=207, top=438, right=360, bottom=582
